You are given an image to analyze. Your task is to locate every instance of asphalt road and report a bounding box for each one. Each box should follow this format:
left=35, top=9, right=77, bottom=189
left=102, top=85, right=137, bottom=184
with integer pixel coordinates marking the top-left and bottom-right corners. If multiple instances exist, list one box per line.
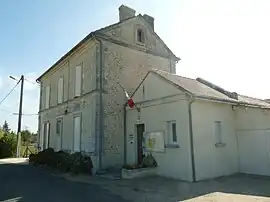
left=0, top=161, right=130, bottom=202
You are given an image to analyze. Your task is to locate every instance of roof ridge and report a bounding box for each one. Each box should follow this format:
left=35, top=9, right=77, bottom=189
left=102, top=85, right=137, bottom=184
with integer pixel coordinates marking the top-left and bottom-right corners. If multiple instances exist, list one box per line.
left=150, top=69, right=196, bottom=81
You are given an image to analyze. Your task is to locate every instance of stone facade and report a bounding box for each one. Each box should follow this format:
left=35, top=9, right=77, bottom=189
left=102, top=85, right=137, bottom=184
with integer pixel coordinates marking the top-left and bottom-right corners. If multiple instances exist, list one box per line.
left=37, top=5, right=179, bottom=171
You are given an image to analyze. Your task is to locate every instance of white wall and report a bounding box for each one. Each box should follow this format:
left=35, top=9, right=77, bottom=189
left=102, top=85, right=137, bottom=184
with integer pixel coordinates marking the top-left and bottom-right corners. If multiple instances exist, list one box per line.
left=126, top=96, right=193, bottom=182
left=191, top=100, right=238, bottom=181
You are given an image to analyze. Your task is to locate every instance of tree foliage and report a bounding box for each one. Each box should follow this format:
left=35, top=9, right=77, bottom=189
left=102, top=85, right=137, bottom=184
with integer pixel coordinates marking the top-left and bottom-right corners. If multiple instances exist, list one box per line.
left=2, top=120, right=10, bottom=135
left=0, top=120, right=37, bottom=158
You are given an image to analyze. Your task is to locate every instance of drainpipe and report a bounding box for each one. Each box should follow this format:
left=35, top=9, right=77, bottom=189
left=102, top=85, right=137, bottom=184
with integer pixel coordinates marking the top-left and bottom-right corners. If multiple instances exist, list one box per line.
left=93, top=34, right=104, bottom=171
left=188, top=98, right=196, bottom=182
left=123, top=104, right=127, bottom=164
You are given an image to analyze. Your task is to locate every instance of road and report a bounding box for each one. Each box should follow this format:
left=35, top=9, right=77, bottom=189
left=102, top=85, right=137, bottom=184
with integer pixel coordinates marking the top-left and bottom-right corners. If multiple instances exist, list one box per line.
left=0, top=159, right=130, bottom=202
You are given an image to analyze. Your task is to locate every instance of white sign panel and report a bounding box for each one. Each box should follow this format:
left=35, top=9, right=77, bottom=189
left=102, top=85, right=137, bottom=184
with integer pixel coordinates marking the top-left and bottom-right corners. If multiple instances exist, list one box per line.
left=143, top=130, right=165, bottom=152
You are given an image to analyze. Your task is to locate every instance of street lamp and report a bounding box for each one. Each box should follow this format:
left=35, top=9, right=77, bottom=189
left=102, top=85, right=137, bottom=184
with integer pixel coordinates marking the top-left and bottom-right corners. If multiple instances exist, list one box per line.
left=9, top=76, right=19, bottom=82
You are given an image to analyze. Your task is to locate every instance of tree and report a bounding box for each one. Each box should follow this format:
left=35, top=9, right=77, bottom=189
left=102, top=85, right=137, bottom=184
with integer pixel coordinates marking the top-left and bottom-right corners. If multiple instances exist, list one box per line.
left=2, top=121, right=10, bottom=135
left=21, top=130, right=32, bottom=145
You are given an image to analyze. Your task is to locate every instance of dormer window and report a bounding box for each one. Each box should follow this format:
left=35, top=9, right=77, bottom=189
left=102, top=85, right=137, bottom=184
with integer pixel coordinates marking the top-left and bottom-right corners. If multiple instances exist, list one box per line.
left=137, top=29, right=145, bottom=43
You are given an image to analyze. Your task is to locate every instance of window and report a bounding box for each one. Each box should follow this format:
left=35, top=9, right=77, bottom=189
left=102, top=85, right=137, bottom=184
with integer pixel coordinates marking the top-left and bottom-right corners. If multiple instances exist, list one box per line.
left=75, top=65, right=82, bottom=97
left=214, top=121, right=222, bottom=144
left=45, top=85, right=50, bottom=109
left=57, top=76, right=64, bottom=104
left=56, top=119, right=62, bottom=135
left=167, top=120, right=177, bottom=144
left=137, top=29, right=145, bottom=43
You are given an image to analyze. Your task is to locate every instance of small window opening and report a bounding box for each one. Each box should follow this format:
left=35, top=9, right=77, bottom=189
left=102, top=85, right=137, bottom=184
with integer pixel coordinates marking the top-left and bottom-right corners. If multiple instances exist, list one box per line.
left=137, top=29, right=145, bottom=43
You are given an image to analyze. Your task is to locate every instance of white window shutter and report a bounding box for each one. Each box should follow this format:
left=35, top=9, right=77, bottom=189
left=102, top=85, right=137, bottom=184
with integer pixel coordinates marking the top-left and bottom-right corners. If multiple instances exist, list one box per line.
left=58, top=77, right=63, bottom=103
left=45, top=85, right=50, bottom=109
left=75, top=66, right=82, bottom=97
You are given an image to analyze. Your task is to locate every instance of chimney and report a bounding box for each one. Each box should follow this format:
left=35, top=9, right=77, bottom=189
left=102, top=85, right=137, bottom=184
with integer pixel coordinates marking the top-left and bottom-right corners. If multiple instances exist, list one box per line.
left=119, top=5, right=136, bottom=22
left=143, top=14, right=155, bottom=30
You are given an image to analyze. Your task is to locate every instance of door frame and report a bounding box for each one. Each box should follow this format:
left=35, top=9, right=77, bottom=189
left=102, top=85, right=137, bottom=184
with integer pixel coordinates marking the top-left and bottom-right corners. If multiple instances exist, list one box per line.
left=56, top=116, right=63, bottom=151
left=135, top=123, right=145, bottom=165
left=43, top=121, right=50, bottom=150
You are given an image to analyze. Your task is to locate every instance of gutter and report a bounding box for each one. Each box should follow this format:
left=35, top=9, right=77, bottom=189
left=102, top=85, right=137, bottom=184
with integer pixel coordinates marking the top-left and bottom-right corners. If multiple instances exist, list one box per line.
left=188, top=98, right=196, bottom=182
left=93, top=34, right=104, bottom=171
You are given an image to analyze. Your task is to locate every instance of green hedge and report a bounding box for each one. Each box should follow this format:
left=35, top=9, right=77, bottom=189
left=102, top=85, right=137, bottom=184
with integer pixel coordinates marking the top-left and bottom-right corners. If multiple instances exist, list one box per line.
left=29, top=148, right=93, bottom=175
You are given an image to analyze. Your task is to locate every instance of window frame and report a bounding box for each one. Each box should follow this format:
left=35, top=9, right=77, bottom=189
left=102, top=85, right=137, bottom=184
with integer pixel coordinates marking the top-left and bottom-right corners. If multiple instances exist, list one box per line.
left=56, top=118, right=63, bottom=135
left=73, top=113, right=82, bottom=152
left=166, top=120, right=179, bottom=148
left=137, top=28, right=145, bottom=44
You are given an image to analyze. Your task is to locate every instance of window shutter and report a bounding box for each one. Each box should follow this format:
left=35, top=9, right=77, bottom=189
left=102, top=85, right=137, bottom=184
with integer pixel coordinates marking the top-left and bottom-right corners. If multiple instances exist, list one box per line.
left=58, top=77, right=64, bottom=103
left=45, top=85, right=50, bottom=109
left=75, top=66, right=82, bottom=97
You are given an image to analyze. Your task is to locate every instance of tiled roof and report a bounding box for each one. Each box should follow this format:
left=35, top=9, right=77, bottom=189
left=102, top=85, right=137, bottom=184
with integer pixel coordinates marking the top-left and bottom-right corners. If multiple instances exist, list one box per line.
left=151, top=69, right=270, bottom=108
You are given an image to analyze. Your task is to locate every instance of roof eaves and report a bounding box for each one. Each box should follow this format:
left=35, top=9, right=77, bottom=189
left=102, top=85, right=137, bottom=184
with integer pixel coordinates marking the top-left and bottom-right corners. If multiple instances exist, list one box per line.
left=195, top=94, right=270, bottom=109
left=36, top=32, right=96, bottom=82
left=36, top=16, right=139, bottom=82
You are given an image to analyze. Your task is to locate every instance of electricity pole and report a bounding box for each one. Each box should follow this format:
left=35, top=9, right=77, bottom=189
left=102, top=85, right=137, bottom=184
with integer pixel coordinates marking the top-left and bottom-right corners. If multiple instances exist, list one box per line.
left=16, top=75, right=24, bottom=158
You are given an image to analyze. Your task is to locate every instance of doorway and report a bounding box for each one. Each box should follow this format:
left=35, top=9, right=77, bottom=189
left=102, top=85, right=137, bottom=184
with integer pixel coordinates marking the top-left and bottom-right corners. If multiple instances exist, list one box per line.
left=136, top=124, right=145, bottom=165
left=73, top=116, right=81, bottom=152
left=43, top=122, right=50, bottom=150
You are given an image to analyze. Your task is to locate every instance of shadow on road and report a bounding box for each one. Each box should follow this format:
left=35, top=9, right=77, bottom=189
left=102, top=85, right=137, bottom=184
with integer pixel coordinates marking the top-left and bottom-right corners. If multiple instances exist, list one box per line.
left=0, top=162, right=130, bottom=202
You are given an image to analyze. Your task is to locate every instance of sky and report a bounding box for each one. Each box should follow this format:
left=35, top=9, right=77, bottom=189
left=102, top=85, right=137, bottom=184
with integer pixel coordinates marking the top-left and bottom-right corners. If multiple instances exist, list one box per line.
left=0, top=0, right=270, bottom=132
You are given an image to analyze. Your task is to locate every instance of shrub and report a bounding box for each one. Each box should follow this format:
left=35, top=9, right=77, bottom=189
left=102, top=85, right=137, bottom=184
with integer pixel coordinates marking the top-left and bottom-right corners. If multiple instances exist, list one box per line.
left=142, top=153, right=157, bottom=168
left=29, top=149, right=93, bottom=175
left=122, top=153, right=157, bottom=170
left=0, top=135, right=16, bottom=158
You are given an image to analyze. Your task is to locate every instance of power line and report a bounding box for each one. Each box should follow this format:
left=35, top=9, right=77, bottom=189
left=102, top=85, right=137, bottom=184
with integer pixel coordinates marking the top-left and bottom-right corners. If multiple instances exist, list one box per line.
left=25, top=78, right=40, bottom=87
left=0, top=80, right=20, bottom=107
left=13, top=113, right=38, bottom=116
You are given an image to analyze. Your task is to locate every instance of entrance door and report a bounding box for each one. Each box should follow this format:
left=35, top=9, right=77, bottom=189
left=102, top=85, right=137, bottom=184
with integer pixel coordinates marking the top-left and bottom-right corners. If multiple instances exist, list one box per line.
left=136, top=124, right=145, bottom=165
left=73, top=116, right=81, bottom=152
left=56, top=119, right=63, bottom=151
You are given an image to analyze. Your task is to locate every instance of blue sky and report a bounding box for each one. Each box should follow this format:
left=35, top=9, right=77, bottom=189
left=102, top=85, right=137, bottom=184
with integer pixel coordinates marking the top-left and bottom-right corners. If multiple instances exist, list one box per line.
left=0, top=0, right=270, bottom=132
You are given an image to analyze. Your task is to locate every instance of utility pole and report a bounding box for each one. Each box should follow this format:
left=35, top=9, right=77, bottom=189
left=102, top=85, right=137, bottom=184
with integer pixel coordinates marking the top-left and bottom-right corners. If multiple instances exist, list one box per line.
left=16, top=75, right=24, bottom=158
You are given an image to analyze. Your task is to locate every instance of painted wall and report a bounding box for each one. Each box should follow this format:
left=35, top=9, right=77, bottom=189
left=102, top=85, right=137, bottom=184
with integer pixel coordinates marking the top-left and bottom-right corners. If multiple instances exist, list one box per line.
left=39, top=93, right=98, bottom=168
left=40, top=40, right=97, bottom=110
left=126, top=98, right=193, bottom=182
left=38, top=40, right=98, bottom=169
left=125, top=74, right=192, bottom=181
left=191, top=100, right=238, bottom=181
left=235, top=106, right=270, bottom=130
left=234, top=106, right=270, bottom=176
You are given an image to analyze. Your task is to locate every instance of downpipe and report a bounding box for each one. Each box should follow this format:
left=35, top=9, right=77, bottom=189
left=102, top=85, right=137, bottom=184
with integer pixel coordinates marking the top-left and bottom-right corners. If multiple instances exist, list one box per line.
left=188, top=98, right=196, bottom=182
left=93, top=35, right=104, bottom=171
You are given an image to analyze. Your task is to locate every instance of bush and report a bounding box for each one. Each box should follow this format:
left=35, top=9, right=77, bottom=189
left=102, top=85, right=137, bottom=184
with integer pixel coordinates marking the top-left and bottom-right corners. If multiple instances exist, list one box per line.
left=29, top=149, right=93, bottom=175
left=122, top=153, right=157, bottom=170
left=142, top=153, right=157, bottom=168
left=0, top=135, right=16, bottom=158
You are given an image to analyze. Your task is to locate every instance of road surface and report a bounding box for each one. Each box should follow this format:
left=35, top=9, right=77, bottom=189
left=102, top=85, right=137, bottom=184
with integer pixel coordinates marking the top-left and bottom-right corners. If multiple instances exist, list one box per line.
left=0, top=159, right=130, bottom=202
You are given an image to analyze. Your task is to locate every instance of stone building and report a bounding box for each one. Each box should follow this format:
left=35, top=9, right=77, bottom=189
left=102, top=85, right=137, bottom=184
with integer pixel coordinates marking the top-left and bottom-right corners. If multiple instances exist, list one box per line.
left=36, top=5, right=179, bottom=172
